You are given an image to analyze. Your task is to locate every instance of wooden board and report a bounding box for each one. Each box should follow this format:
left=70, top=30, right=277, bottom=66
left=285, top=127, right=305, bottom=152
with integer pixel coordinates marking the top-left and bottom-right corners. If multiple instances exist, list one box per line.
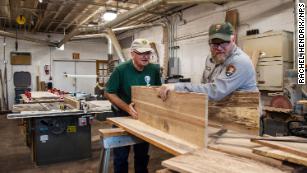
left=30, top=91, right=59, bottom=99
left=132, top=86, right=208, bottom=148
left=12, top=103, right=47, bottom=112
left=162, top=149, right=287, bottom=173
left=297, top=100, right=307, bottom=105
left=251, top=138, right=307, bottom=158
left=251, top=136, right=307, bottom=143
left=207, top=127, right=289, bottom=169
left=98, top=128, right=127, bottom=138
left=11, top=53, right=31, bottom=65
left=253, top=147, right=307, bottom=167
left=156, top=169, right=175, bottom=173
left=64, top=95, right=80, bottom=109
left=21, top=94, right=63, bottom=104
left=87, top=100, right=111, bottom=112
left=208, top=91, right=260, bottom=129
left=108, top=117, right=198, bottom=155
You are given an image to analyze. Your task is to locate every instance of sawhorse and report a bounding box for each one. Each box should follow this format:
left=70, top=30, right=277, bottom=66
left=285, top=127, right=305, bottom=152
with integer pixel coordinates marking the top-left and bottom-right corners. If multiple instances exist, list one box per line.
left=98, top=128, right=143, bottom=173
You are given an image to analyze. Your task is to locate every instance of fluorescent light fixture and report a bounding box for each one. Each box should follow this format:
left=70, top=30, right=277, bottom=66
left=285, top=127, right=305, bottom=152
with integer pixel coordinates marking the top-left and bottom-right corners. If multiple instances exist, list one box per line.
left=38, top=0, right=43, bottom=3
left=103, top=10, right=117, bottom=21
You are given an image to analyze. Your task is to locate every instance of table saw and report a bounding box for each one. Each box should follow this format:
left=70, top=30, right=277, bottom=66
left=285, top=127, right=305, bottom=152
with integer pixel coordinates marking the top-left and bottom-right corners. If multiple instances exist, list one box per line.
left=8, top=102, right=93, bottom=165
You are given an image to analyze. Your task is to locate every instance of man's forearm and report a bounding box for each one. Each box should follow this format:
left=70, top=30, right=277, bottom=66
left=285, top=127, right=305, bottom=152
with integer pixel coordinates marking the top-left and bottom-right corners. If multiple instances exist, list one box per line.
left=104, top=93, right=129, bottom=113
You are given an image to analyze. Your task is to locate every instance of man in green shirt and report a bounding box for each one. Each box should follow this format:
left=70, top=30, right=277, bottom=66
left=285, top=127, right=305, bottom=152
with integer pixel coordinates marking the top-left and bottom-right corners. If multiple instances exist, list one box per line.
left=105, top=38, right=161, bottom=173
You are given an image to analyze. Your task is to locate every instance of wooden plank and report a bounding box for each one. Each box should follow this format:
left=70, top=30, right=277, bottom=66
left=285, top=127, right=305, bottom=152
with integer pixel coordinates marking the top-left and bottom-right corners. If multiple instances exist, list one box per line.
left=207, top=127, right=289, bottom=169
left=208, top=91, right=260, bottom=129
left=253, top=146, right=307, bottom=167
left=12, top=103, right=47, bottom=112
left=263, top=106, right=292, bottom=113
left=162, top=149, right=287, bottom=173
left=132, top=86, right=208, bottom=148
left=251, top=136, right=307, bottom=143
left=21, top=94, right=63, bottom=104
left=297, top=100, right=307, bottom=105
left=11, top=54, right=31, bottom=65
left=64, top=95, right=80, bottom=109
left=86, top=100, right=111, bottom=112
left=108, top=117, right=198, bottom=155
left=98, top=128, right=128, bottom=138
left=156, top=169, right=175, bottom=173
left=251, top=138, right=307, bottom=158
left=31, top=91, right=59, bottom=99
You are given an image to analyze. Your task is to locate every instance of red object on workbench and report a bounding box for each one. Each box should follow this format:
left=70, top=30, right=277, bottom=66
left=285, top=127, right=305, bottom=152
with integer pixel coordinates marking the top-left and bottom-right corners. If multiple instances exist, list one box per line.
left=24, top=90, right=32, bottom=100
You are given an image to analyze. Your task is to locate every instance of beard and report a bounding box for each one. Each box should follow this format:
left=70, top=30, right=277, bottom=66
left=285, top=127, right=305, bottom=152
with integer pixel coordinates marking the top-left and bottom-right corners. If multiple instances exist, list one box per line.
left=212, top=53, right=227, bottom=64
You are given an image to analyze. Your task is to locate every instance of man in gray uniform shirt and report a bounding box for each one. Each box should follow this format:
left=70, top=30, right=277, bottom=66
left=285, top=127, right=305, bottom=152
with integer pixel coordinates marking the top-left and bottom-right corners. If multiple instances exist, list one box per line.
left=159, top=22, right=258, bottom=101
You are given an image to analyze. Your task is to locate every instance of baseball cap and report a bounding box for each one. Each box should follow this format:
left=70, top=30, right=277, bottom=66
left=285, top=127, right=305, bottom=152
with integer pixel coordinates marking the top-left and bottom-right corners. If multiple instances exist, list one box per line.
left=131, top=39, right=154, bottom=53
left=209, top=22, right=234, bottom=42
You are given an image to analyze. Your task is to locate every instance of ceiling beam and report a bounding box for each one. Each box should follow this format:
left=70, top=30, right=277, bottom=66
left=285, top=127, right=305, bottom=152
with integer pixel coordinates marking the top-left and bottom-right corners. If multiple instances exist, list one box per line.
left=53, top=3, right=78, bottom=32
left=44, top=4, right=65, bottom=32
left=0, top=30, right=57, bottom=46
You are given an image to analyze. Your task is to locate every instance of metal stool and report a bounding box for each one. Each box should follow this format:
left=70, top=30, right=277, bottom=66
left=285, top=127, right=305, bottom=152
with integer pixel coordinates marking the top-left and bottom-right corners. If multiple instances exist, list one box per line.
left=98, top=128, right=143, bottom=173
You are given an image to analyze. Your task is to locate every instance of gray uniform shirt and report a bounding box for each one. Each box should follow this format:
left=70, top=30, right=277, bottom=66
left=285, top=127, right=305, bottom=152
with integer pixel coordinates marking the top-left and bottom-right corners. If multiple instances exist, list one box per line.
left=175, top=46, right=258, bottom=101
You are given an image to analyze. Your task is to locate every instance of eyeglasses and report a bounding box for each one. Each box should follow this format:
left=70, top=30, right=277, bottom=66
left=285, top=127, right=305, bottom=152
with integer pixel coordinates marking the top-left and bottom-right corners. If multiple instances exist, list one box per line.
left=133, top=51, right=152, bottom=56
left=209, top=42, right=230, bottom=49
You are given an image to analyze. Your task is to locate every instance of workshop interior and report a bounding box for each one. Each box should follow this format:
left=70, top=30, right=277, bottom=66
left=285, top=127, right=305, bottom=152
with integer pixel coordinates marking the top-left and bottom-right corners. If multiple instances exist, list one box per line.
left=0, top=0, right=307, bottom=173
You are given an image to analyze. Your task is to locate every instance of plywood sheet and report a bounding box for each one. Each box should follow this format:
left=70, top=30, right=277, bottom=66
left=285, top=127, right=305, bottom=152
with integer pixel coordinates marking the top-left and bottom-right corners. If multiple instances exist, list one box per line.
left=162, top=149, right=287, bottom=173
left=251, top=138, right=307, bottom=158
left=208, top=91, right=260, bottom=128
left=132, top=86, right=208, bottom=148
left=253, top=147, right=307, bottom=167
left=108, top=117, right=198, bottom=155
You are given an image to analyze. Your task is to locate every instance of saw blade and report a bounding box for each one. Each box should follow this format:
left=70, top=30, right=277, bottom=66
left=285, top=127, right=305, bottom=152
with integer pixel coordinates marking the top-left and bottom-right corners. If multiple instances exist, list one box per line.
left=270, top=95, right=292, bottom=109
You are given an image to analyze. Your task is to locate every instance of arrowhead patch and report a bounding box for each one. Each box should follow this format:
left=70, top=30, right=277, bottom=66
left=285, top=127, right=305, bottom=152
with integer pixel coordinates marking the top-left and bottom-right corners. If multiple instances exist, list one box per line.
left=226, top=64, right=236, bottom=77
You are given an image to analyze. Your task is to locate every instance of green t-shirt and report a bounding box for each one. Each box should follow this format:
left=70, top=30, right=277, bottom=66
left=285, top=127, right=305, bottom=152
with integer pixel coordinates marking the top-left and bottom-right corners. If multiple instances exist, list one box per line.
left=106, top=59, right=162, bottom=104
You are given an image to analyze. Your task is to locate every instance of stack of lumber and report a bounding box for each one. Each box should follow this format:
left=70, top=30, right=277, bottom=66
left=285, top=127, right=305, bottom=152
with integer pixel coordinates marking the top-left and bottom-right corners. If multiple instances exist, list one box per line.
left=251, top=136, right=307, bottom=167
left=207, top=127, right=289, bottom=169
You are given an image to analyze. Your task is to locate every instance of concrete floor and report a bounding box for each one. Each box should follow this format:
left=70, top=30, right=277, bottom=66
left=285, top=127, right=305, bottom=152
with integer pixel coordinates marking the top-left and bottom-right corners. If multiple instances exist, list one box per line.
left=0, top=115, right=172, bottom=173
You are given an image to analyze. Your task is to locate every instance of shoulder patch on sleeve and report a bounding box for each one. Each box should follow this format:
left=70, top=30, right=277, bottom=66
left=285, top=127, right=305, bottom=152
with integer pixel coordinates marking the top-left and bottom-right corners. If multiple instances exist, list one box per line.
left=225, top=64, right=236, bottom=77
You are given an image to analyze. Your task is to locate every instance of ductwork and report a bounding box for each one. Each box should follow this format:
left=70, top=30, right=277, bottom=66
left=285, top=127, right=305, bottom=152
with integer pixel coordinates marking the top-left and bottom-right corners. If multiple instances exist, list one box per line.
left=0, top=30, right=57, bottom=47
left=72, top=33, right=128, bottom=62
left=79, top=23, right=166, bottom=33
left=105, top=28, right=125, bottom=62
left=165, top=0, right=245, bottom=5
left=58, top=0, right=164, bottom=47
left=58, top=0, right=247, bottom=47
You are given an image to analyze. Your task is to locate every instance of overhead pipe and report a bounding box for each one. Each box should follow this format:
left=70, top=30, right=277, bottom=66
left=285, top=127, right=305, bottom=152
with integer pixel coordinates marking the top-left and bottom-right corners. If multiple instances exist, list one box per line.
left=105, top=28, right=125, bottom=62
left=58, top=0, right=249, bottom=47
left=58, top=0, right=165, bottom=47
left=0, top=30, right=57, bottom=47
left=165, top=0, right=246, bottom=4
left=72, top=33, right=113, bottom=58
left=113, top=23, right=166, bottom=32
left=79, top=23, right=166, bottom=33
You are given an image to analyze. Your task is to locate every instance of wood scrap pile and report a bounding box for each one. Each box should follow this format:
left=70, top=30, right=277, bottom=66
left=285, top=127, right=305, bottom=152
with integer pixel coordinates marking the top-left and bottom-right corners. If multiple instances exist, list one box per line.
left=251, top=136, right=307, bottom=167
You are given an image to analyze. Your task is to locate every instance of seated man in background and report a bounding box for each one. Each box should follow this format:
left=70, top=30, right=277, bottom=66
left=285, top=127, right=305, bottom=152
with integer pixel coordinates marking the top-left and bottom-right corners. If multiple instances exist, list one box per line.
left=158, top=22, right=258, bottom=101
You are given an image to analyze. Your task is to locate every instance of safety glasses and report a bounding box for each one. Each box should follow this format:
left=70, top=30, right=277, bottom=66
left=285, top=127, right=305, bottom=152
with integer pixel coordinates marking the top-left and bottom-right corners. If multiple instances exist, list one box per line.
left=133, top=51, right=152, bottom=56
left=209, top=42, right=230, bottom=49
